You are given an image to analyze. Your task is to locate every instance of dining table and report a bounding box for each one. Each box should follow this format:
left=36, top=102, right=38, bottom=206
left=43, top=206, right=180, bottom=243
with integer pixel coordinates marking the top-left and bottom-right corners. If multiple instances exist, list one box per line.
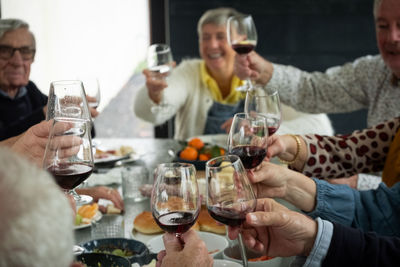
left=74, top=136, right=297, bottom=266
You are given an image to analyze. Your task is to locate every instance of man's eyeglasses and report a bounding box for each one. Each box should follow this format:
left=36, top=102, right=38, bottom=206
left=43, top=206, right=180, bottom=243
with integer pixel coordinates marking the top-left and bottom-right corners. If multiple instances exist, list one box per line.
left=0, top=45, right=35, bottom=60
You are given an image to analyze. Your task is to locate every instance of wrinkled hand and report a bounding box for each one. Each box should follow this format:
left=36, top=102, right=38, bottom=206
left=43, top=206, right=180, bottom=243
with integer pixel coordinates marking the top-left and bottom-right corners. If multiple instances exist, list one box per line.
left=247, top=161, right=293, bottom=199
left=156, top=229, right=213, bottom=267
left=234, top=52, right=273, bottom=85
left=76, top=186, right=124, bottom=211
left=228, top=198, right=317, bottom=257
left=143, top=62, right=176, bottom=104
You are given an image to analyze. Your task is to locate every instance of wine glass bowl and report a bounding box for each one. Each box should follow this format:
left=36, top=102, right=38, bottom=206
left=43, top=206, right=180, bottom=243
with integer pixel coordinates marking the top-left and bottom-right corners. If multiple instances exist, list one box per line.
left=206, top=154, right=256, bottom=267
left=228, top=113, right=268, bottom=169
left=244, top=86, right=282, bottom=136
left=151, top=163, right=200, bottom=238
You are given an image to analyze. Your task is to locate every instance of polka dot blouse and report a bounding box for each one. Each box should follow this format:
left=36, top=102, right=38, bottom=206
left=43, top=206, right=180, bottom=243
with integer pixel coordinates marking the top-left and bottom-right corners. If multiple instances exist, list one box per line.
left=296, top=117, right=400, bottom=179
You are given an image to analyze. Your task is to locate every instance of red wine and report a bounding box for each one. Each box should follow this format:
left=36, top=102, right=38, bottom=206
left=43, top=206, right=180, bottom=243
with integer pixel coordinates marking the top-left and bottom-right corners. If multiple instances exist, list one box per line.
left=268, top=126, right=278, bottom=135
left=208, top=206, right=247, bottom=227
left=231, top=145, right=266, bottom=169
left=232, top=43, right=255, bottom=54
left=47, top=163, right=93, bottom=190
left=154, top=211, right=198, bottom=234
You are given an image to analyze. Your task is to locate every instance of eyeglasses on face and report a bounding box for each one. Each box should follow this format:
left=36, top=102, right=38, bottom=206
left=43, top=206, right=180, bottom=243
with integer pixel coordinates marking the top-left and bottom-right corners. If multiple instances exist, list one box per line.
left=0, top=45, right=35, bottom=60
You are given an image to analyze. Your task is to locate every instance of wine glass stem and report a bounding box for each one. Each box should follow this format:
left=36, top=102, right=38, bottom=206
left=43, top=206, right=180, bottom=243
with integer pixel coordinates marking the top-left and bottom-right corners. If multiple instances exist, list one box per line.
left=175, top=233, right=185, bottom=247
left=238, top=232, right=248, bottom=267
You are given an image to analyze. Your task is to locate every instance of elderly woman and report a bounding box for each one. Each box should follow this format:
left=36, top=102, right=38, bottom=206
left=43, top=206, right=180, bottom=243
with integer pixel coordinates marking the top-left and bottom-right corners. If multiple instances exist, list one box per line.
left=134, top=7, right=333, bottom=140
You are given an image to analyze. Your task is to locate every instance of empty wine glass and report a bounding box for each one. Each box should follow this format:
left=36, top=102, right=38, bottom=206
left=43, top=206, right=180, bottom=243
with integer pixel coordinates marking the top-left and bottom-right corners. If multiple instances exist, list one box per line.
left=151, top=163, right=200, bottom=240
left=147, top=43, right=174, bottom=113
left=45, top=80, right=94, bottom=205
left=244, top=86, right=282, bottom=136
left=206, top=155, right=256, bottom=267
left=43, top=118, right=94, bottom=203
left=227, top=14, right=257, bottom=92
left=228, top=112, right=268, bottom=169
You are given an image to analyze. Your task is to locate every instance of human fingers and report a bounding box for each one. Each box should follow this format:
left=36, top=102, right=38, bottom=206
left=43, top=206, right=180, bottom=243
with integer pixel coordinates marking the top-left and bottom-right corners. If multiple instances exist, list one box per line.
left=90, top=107, right=99, bottom=118
left=156, top=250, right=166, bottom=267
left=234, top=54, right=252, bottom=79
left=163, top=233, right=183, bottom=254
left=30, top=120, right=54, bottom=138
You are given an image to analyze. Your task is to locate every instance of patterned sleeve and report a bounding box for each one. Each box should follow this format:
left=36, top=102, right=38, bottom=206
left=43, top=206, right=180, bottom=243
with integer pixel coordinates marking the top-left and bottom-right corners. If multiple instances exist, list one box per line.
left=297, top=117, right=400, bottom=179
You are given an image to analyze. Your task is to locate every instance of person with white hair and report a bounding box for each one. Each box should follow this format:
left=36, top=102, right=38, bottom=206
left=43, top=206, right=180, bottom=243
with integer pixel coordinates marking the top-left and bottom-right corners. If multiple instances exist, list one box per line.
left=0, top=147, right=74, bottom=267
left=134, top=7, right=333, bottom=141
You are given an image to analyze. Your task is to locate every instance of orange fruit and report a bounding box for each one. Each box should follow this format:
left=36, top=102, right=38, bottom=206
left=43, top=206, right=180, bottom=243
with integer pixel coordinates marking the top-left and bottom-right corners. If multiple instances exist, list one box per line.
left=199, top=153, right=211, bottom=161
left=180, top=146, right=198, bottom=161
left=220, top=148, right=225, bottom=155
left=78, top=203, right=98, bottom=219
left=188, top=138, right=204, bottom=150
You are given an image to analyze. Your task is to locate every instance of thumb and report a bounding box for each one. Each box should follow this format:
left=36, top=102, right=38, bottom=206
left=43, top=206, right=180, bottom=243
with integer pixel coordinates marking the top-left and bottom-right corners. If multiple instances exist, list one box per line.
left=163, top=233, right=182, bottom=254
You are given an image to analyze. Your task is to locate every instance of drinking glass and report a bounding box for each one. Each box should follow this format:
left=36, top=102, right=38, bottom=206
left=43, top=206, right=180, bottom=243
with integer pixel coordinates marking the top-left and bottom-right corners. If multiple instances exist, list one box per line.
left=151, top=163, right=200, bottom=240
left=244, top=86, right=282, bottom=136
left=228, top=112, right=268, bottom=169
left=45, top=80, right=94, bottom=205
left=147, top=43, right=174, bottom=113
left=43, top=118, right=94, bottom=203
left=206, top=155, right=256, bottom=267
left=227, top=14, right=258, bottom=91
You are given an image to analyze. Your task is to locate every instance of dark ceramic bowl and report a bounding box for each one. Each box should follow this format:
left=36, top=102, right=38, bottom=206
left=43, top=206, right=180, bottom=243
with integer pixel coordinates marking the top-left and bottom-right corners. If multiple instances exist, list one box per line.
left=176, top=150, right=207, bottom=170
left=80, top=238, right=149, bottom=264
left=76, top=253, right=131, bottom=267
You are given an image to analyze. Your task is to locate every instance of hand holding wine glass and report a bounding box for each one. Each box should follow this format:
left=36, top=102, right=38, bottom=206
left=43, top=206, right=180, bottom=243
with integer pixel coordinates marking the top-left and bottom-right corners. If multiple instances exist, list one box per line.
left=244, top=86, right=282, bottom=136
left=227, top=14, right=257, bottom=91
left=146, top=43, right=174, bottom=113
left=228, top=112, right=268, bottom=169
left=151, top=163, right=200, bottom=240
left=206, top=155, right=256, bottom=267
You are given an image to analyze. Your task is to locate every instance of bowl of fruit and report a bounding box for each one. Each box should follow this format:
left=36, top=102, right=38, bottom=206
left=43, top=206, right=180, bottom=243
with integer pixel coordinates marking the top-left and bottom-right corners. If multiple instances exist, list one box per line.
left=176, top=137, right=226, bottom=170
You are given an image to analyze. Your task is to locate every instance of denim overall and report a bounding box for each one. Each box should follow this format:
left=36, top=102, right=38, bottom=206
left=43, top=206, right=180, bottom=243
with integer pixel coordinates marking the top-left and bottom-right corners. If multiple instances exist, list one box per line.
left=203, top=100, right=244, bottom=134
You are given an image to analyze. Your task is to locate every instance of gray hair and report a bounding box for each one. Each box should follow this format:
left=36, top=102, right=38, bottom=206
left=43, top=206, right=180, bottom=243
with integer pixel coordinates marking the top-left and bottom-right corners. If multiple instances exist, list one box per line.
left=0, top=18, right=36, bottom=48
left=0, top=148, right=73, bottom=267
left=197, top=7, right=243, bottom=36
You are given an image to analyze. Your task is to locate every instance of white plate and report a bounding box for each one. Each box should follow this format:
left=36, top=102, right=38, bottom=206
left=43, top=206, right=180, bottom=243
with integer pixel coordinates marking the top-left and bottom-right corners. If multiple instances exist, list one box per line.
left=74, top=211, right=102, bottom=230
left=213, top=259, right=242, bottom=267
left=146, top=231, right=228, bottom=258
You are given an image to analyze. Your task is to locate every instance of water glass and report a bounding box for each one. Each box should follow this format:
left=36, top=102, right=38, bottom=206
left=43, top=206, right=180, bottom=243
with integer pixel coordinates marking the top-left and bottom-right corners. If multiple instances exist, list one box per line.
left=121, top=166, right=148, bottom=202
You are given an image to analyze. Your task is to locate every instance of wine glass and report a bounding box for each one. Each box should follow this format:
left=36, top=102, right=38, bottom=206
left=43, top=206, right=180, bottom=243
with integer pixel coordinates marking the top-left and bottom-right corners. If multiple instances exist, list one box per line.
left=151, top=163, right=200, bottom=240
left=244, top=86, right=282, bottom=136
left=227, top=14, right=258, bottom=92
left=228, top=112, right=268, bottom=169
left=43, top=118, right=94, bottom=202
left=81, top=77, right=101, bottom=109
left=206, top=155, right=256, bottom=267
left=147, top=43, right=174, bottom=113
left=45, top=80, right=94, bottom=205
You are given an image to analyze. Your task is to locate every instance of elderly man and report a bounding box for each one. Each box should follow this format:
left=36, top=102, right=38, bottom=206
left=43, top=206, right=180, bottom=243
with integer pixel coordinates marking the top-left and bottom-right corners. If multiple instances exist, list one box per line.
left=0, top=18, right=46, bottom=141
left=234, top=0, right=400, bottom=190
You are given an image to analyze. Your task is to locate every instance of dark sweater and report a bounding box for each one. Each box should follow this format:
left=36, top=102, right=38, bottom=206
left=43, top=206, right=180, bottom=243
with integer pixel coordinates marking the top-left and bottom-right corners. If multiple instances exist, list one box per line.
left=0, top=81, right=47, bottom=141
left=323, top=222, right=400, bottom=267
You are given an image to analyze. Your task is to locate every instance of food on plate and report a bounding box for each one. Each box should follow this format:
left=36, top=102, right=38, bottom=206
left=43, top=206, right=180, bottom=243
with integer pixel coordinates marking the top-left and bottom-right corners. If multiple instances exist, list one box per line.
left=197, top=207, right=226, bottom=235
left=106, top=204, right=122, bottom=214
left=179, top=137, right=225, bottom=162
left=133, top=210, right=200, bottom=234
left=75, top=203, right=99, bottom=225
left=134, top=211, right=163, bottom=234
left=94, top=145, right=134, bottom=159
left=93, top=247, right=135, bottom=257
left=248, top=255, right=275, bottom=262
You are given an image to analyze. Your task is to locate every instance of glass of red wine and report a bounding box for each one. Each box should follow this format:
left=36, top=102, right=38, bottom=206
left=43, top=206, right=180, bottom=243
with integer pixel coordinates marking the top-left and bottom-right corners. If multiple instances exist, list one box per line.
left=228, top=112, right=268, bottom=169
left=151, top=163, right=200, bottom=240
left=45, top=80, right=94, bottom=205
left=244, top=86, right=282, bottom=136
left=147, top=43, right=174, bottom=114
left=206, top=155, right=256, bottom=267
left=43, top=118, right=94, bottom=203
left=227, top=14, right=257, bottom=92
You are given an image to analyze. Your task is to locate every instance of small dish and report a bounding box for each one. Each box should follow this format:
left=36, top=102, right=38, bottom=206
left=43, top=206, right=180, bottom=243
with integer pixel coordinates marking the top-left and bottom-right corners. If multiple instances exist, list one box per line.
left=74, top=210, right=102, bottom=230
left=146, top=231, right=228, bottom=258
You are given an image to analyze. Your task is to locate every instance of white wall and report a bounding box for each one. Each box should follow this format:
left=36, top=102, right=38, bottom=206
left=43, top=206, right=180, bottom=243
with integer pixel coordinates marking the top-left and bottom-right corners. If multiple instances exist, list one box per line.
left=1, top=0, right=149, bottom=111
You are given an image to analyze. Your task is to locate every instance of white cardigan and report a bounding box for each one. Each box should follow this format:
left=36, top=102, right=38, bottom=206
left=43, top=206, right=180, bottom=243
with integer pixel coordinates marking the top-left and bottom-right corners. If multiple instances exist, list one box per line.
left=134, top=59, right=334, bottom=140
